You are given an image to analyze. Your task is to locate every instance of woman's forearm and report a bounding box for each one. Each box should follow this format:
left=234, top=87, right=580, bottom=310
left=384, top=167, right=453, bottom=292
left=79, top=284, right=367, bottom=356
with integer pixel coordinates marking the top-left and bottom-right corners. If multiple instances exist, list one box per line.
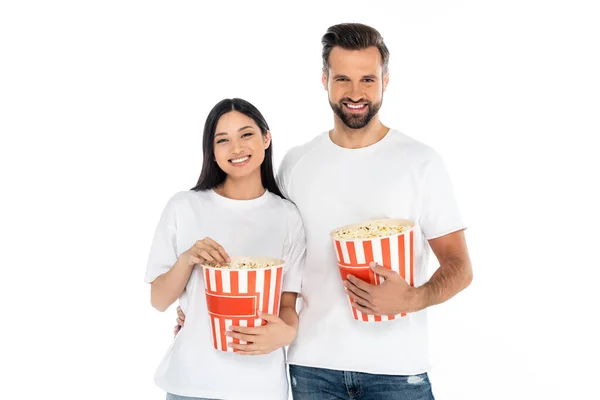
left=279, top=292, right=299, bottom=330
left=150, top=259, right=193, bottom=312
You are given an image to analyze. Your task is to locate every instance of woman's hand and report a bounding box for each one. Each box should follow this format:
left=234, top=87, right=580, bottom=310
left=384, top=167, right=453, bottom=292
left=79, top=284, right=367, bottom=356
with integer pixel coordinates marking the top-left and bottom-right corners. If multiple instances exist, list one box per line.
left=225, top=312, right=297, bottom=355
left=179, top=237, right=230, bottom=267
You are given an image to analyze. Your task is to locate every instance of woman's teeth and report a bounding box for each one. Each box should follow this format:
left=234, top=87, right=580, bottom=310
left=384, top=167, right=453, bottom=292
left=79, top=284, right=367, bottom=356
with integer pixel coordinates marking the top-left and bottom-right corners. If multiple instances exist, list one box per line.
left=230, top=156, right=250, bottom=164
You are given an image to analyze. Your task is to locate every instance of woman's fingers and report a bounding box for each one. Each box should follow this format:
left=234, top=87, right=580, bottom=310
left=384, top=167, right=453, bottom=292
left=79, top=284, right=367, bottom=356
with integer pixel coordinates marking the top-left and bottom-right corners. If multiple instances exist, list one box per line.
left=198, top=250, right=214, bottom=265
left=201, top=238, right=230, bottom=263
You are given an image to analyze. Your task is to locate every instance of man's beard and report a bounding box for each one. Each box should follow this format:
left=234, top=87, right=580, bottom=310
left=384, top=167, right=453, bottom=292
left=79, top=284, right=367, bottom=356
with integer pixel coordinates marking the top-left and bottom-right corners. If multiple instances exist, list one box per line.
left=329, top=98, right=382, bottom=129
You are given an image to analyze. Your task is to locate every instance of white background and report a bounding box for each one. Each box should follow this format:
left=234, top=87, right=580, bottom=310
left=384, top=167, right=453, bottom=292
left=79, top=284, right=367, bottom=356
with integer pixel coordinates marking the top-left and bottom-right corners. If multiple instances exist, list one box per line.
left=1, top=1, right=599, bottom=399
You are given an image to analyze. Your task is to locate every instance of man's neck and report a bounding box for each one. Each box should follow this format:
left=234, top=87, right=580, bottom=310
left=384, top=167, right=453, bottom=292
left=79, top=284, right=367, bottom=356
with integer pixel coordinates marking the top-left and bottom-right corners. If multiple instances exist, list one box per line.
left=330, top=116, right=390, bottom=149
left=216, top=173, right=265, bottom=200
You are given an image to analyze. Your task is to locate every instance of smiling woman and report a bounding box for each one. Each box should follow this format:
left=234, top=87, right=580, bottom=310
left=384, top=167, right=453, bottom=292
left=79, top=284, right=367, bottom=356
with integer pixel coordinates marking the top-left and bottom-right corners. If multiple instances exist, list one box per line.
left=191, top=98, right=283, bottom=199
left=144, top=98, right=305, bottom=399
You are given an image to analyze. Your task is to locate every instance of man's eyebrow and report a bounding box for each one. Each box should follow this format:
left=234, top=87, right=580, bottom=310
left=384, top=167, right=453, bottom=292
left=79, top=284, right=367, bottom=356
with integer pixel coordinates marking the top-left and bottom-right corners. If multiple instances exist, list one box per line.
left=331, top=74, right=378, bottom=80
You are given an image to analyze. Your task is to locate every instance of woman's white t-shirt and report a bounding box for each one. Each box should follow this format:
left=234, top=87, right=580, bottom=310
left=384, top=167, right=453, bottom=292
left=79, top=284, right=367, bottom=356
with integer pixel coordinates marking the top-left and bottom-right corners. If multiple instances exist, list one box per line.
left=144, top=189, right=305, bottom=400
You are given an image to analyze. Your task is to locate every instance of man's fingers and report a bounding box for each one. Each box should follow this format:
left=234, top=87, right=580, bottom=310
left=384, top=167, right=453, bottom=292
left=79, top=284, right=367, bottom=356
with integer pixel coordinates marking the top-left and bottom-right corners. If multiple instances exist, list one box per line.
left=344, top=279, right=373, bottom=300
left=370, top=263, right=400, bottom=280
left=345, top=284, right=372, bottom=305
left=351, top=301, right=378, bottom=315
left=177, top=307, right=185, bottom=321
left=346, top=274, right=376, bottom=292
left=173, top=325, right=180, bottom=336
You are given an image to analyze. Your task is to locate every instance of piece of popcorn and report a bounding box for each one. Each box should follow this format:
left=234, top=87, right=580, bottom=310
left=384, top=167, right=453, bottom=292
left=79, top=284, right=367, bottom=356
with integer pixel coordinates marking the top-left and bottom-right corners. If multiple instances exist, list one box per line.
left=334, top=221, right=407, bottom=240
left=212, top=259, right=276, bottom=269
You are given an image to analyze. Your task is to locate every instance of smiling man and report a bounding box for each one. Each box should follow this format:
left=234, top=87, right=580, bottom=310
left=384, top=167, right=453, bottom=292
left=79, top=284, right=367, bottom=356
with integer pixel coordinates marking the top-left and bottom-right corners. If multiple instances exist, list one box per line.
left=276, top=23, right=473, bottom=400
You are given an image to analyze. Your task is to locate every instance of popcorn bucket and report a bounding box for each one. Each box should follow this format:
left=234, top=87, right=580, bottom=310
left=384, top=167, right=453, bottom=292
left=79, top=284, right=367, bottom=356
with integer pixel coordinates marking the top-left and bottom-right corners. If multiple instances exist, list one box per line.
left=201, top=257, right=284, bottom=352
left=331, top=219, right=415, bottom=322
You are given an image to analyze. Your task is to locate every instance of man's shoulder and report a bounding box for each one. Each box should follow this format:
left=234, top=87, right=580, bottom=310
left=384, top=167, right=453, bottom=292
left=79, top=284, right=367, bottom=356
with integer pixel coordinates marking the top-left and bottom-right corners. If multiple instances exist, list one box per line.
left=387, top=129, right=443, bottom=164
left=279, top=132, right=328, bottom=174
left=388, top=129, right=437, bottom=154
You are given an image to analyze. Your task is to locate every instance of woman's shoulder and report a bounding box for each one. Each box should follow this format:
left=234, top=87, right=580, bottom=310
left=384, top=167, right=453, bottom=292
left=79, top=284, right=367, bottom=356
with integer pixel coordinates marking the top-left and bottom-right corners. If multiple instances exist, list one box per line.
left=164, top=189, right=209, bottom=210
left=266, top=193, right=303, bottom=227
left=266, top=192, right=299, bottom=212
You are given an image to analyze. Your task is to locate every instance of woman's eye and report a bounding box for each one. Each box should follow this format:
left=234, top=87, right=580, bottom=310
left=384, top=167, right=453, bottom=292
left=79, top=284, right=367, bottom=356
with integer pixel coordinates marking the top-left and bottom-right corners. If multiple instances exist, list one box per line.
left=216, top=139, right=228, bottom=144
left=241, top=133, right=253, bottom=138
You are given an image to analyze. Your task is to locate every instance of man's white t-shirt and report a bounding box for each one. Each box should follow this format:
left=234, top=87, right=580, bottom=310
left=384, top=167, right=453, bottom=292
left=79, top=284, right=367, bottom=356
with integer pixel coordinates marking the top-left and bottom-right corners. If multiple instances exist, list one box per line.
left=277, top=129, right=466, bottom=375
left=145, top=189, right=305, bottom=400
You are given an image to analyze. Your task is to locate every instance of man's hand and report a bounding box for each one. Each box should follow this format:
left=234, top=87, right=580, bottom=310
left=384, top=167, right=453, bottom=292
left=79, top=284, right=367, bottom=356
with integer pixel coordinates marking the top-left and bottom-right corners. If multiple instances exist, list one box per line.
left=344, top=262, right=423, bottom=315
left=174, top=305, right=185, bottom=336
left=225, top=312, right=297, bottom=355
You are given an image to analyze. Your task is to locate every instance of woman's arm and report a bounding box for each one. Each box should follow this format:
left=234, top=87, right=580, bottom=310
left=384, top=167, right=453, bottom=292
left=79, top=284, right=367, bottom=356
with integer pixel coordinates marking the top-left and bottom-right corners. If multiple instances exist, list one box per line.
left=278, top=292, right=299, bottom=332
left=151, top=238, right=230, bottom=312
left=150, top=257, right=195, bottom=312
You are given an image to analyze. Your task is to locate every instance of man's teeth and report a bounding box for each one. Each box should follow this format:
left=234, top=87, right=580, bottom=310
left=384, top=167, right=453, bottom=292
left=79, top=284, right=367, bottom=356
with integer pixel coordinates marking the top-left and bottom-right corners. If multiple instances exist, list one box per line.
left=230, top=156, right=249, bottom=164
left=346, top=104, right=366, bottom=109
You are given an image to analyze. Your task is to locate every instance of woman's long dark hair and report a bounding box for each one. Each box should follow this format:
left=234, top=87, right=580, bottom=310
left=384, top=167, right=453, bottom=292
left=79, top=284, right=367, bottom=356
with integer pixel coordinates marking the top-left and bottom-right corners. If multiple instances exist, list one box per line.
left=191, top=98, right=284, bottom=199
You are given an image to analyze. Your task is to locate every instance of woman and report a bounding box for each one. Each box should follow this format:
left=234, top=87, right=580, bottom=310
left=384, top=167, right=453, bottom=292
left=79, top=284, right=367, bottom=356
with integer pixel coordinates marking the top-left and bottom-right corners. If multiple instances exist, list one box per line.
left=145, top=98, right=305, bottom=400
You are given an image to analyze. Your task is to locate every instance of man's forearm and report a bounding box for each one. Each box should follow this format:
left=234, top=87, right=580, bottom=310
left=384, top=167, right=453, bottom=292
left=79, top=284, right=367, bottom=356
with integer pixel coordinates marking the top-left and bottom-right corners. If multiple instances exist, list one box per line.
left=416, top=254, right=472, bottom=310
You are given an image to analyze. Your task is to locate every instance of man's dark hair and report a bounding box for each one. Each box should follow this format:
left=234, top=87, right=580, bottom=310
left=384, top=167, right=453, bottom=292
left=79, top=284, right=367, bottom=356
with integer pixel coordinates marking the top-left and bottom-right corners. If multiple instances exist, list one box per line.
left=321, top=23, right=390, bottom=75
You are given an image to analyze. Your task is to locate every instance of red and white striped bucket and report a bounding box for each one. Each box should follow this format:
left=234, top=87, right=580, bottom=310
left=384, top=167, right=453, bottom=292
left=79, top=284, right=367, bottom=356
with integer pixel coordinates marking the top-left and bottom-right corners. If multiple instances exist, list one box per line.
left=201, top=257, right=284, bottom=352
left=331, top=219, right=415, bottom=322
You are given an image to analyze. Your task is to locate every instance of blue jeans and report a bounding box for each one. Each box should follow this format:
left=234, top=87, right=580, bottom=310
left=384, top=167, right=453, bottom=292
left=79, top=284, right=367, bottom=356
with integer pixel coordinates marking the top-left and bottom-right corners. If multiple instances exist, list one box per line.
left=289, top=365, right=435, bottom=400
left=166, top=394, right=215, bottom=400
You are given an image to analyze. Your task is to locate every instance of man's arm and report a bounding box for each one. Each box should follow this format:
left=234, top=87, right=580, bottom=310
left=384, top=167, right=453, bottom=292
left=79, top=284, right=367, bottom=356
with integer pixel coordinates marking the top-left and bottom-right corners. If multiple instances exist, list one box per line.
left=416, top=229, right=472, bottom=309
left=345, top=229, right=472, bottom=315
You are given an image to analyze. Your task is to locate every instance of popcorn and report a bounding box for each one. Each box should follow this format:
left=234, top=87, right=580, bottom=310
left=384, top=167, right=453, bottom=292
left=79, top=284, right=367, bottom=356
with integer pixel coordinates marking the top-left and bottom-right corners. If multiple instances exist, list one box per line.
left=331, top=218, right=416, bottom=322
left=212, top=258, right=276, bottom=269
left=333, top=221, right=407, bottom=240
left=202, top=256, right=285, bottom=352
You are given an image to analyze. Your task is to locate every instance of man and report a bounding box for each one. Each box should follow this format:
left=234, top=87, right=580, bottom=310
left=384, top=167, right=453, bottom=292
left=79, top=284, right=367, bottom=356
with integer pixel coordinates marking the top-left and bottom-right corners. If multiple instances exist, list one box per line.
left=177, top=23, right=472, bottom=399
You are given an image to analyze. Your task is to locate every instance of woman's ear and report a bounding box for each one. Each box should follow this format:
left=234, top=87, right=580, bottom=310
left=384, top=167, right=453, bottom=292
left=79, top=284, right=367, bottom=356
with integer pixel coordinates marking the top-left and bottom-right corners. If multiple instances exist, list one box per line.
left=264, top=130, right=272, bottom=150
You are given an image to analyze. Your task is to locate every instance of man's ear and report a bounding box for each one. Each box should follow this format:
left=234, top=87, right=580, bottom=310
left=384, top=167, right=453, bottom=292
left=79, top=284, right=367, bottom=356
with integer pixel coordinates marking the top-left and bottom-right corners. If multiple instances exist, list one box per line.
left=383, top=70, right=390, bottom=92
left=322, top=69, right=329, bottom=91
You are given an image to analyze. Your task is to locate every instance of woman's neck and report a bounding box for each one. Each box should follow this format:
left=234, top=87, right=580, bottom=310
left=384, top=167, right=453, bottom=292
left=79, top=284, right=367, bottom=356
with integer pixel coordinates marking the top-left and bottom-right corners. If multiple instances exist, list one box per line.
left=215, top=173, right=266, bottom=200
